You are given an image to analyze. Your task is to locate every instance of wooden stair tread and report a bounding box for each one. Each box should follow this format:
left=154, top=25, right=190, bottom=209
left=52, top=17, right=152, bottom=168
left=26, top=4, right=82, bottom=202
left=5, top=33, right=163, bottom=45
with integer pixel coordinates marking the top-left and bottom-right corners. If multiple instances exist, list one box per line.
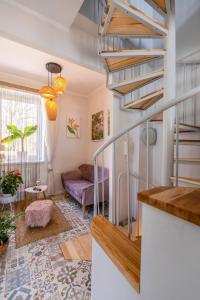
left=91, top=215, right=141, bottom=293
left=150, top=112, right=163, bottom=121
left=109, top=69, right=163, bottom=95
left=144, top=0, right=167, bottom=15
left=174, top=158, right=200, bottom=163
left=125, top=88, right=164, bottom=110
left=170, top=177, right=200, bottom=186
left=174, top=123, right=200, bottom=133
left=179, top=123, right=200, bottom=130
left=175, top=139, right=200, bottom=145
left=178, top=123, right=200, bottom=132
left=138, top=186, right=200, bottom=227
left=99, top=0, right=168, bottom=37
left=100, top=49, right=165, bottom=72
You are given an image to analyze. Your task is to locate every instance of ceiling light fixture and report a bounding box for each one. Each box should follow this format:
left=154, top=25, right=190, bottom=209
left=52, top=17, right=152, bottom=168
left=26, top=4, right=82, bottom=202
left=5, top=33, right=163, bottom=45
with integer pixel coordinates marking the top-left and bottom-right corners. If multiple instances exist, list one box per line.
left=40, top=62, right=67, bottom=121
left=54, top=75, right=67, bottom=95
left=45, top=99, right=58, bottom=121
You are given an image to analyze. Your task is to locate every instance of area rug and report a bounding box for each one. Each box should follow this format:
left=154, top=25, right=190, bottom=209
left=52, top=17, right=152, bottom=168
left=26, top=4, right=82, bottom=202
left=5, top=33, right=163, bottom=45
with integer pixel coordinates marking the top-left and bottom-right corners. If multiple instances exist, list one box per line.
left=15, top=200, right=72, bottom=248
left=60, top=233, right=92, bottom=261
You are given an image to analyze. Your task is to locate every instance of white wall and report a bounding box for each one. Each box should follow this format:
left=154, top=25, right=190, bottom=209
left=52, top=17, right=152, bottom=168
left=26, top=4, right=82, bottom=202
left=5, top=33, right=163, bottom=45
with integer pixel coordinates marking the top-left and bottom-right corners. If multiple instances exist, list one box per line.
left=176, top=5, right=200, bottom=60
left=52, top=92, right=89, bottom=194
left=91, top=239, right=139, bottom=300
left=141, top=204, right=200, bottom=300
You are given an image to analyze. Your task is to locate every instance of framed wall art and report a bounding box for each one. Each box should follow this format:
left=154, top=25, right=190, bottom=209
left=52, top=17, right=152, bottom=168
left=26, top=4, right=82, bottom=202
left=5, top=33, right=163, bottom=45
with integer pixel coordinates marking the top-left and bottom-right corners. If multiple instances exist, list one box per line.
left=91, top=110, right=104, bottom=141
left=66, top=115, right=80, bottom=138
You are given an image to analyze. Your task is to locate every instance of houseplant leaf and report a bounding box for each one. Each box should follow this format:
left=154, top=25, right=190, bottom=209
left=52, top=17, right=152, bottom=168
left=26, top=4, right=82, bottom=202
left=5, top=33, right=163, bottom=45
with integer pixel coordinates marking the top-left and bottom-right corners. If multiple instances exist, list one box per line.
left=23, top=125, right=38, bottom=138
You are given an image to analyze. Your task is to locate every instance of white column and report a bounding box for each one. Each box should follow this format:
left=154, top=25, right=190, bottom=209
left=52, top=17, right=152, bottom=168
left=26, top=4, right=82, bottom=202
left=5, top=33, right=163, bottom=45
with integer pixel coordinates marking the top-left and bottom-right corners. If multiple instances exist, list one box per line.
left=162, top=0, right=176, bottom=185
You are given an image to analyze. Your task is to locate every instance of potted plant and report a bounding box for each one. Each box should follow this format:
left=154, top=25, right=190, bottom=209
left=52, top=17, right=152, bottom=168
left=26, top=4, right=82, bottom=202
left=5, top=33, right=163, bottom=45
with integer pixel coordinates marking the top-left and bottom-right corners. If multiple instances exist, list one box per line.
left=0, top=212, right=21, bottom=255
left=1, top=124, right=37, bottom=161
left=0, top=170, right=23, bottom=204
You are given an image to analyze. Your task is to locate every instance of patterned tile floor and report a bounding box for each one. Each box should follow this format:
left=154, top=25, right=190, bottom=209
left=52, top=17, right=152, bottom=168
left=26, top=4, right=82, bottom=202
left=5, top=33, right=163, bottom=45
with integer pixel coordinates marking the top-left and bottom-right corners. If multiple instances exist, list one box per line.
left=0, top=195, right=92, bottom=300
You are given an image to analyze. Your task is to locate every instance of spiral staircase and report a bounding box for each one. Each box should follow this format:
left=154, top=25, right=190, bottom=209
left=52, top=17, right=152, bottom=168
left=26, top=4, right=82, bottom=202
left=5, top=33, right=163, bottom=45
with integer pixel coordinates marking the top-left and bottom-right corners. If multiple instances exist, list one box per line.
left=91, top=0, right=200, bottom=295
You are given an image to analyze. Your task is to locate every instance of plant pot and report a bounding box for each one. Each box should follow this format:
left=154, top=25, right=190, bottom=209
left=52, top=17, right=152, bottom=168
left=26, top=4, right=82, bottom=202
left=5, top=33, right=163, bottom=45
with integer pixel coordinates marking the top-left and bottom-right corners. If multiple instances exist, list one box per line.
left=0, top=237, right=9, bottom=256
left=0, top=194, right=17, bottom=204
left=17, top=151, right=27, bottom=162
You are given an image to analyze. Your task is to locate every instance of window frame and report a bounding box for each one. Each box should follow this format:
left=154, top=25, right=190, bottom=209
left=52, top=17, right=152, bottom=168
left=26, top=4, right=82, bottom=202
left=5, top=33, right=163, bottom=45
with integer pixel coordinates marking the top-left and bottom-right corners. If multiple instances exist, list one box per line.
left=0, top=88, right=45, bottom=164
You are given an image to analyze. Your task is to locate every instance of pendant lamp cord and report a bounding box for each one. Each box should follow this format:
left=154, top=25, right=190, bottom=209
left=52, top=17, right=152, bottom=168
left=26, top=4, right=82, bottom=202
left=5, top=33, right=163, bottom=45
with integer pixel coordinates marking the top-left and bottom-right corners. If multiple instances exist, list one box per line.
left=48, top=71, right=49, bottom=86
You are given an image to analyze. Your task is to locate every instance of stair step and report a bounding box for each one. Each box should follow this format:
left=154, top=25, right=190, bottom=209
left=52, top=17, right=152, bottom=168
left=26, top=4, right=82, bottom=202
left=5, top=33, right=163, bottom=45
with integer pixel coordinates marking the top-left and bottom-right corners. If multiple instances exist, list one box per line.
left=150, top=112, right=163, bottom=121
left=99, top=0, right=168, bottom=37
left=125, top=88, right=164, bottom=110
left=144, top=0, right=167, bottom=16
left=91, top=215, right=141, bottom=293
left=99, top=49, right=165, bottom=72
left=138, top=187, right=200, bottom=227
left=174, top=158, right=200, bottom=163
left=170, top=177, right=200, bottom=186
left=175, top=139, right=200, bottom=145
left=109, top=69, right=164, bottom=95
left=177, top=123, right=200, bottom=133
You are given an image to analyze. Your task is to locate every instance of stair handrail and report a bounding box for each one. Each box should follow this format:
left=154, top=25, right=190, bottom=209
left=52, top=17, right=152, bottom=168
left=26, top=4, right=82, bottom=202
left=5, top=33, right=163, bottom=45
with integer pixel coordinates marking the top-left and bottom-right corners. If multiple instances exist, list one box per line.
left=93, top=85, right=200, bottom=221
left=93, top=85, right=200, bottom=161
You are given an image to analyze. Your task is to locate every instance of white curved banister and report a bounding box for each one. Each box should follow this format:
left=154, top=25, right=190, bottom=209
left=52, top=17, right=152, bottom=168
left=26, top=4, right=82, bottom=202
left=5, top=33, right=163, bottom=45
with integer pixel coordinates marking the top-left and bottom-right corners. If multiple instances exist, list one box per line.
left=93, top=85, right=200, bottom=161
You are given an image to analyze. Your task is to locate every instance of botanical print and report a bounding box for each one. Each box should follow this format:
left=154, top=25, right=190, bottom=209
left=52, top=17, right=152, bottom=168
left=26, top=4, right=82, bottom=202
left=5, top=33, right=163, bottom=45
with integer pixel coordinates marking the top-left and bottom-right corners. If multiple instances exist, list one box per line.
left=92, top=111, right=104, bottom=141
left=67, top=116, right=80, bottom=138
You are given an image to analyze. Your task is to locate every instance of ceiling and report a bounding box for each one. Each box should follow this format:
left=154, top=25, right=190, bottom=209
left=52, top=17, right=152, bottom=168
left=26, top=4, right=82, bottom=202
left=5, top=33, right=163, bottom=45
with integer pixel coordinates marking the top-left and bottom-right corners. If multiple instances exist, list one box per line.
left=0, top=37, right=105, bottom=96
left=7, top=0, right=84, bottom=30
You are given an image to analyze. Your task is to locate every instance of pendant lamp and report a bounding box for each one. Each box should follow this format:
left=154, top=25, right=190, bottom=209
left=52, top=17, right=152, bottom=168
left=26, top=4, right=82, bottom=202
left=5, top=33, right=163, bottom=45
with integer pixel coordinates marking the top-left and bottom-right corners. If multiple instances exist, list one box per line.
left=40, top=62, right=66, bottom=121
left=45, top=99, right=58, bottom=121
left=54, top=76, right=67, bottom=94
left=40, top=85, right=56, bottom=99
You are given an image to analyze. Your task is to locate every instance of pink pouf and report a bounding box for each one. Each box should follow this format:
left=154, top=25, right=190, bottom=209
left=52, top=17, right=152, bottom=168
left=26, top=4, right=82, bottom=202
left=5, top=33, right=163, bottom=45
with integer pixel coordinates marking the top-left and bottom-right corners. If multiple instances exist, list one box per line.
left=25, top=200, right=53, bottom=228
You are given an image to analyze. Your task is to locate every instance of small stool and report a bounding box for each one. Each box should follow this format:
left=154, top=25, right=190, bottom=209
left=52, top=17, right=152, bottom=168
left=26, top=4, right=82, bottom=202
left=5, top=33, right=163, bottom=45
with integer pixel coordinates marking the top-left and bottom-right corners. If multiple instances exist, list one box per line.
left=25, top=200, right=53, bottom=228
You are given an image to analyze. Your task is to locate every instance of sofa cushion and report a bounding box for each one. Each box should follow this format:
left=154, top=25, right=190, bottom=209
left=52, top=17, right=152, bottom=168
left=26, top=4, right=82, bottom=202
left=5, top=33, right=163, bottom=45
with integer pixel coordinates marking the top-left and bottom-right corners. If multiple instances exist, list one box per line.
left=78, top=164, right=109, bottom=183
left=64, top=180, right=93, bottom=199
left=78, top=164, right=94, bottom=182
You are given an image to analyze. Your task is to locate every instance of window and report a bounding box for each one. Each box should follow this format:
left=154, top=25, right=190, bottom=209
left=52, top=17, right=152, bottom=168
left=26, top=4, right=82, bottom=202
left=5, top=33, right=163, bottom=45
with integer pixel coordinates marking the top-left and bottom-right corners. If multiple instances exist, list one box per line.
left=0, top=88, right=45, bottom=163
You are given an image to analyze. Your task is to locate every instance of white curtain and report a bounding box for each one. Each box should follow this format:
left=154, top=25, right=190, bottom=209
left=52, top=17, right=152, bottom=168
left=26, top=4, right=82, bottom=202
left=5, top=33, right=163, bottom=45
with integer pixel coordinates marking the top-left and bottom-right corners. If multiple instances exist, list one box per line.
left=0, top=87, right=45, bottom=199
left=45, top=115, right=59, bottom=196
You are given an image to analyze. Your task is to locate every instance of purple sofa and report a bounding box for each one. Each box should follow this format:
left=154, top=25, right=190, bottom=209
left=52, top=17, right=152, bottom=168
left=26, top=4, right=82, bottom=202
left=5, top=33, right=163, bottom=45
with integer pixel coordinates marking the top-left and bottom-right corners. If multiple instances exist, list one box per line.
left=61, top=164, right=109, bottom=218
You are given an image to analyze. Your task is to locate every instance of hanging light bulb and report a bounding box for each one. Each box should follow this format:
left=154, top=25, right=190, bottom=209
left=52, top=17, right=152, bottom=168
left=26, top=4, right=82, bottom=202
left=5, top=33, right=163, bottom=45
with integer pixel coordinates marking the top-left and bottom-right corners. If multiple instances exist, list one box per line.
left=54, top=75, right=67, bottom=94
left=40, top=85, right=56, bottom=99
left=45, top=98, right=58, bottom=121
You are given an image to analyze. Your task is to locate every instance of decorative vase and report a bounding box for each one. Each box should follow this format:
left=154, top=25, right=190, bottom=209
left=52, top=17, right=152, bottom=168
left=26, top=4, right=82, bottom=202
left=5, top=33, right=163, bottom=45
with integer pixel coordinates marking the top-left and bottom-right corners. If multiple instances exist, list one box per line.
left=0, top=238, right=9, bottom=256
left=0, top=194, right=17, bottom=204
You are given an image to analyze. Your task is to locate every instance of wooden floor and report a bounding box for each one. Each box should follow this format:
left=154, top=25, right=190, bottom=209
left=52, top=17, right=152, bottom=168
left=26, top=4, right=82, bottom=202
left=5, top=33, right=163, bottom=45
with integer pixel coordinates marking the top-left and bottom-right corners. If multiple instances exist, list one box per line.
left=60, top=233, right=92, bottom=261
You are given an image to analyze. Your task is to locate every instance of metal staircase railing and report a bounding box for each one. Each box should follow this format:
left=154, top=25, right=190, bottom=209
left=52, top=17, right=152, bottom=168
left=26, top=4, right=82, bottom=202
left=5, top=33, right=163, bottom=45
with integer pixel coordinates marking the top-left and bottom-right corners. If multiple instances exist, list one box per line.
left=93, top=85, right=200, bottom=239
left=93, top=0, right=200, bottom=240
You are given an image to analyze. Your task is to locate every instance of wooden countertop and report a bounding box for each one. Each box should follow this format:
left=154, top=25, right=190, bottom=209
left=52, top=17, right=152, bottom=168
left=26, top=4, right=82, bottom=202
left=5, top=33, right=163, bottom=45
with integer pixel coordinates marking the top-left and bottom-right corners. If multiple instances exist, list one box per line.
left=91, top=215, right=141, bottom=293
left=138, top=187, right=200, bottom=227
